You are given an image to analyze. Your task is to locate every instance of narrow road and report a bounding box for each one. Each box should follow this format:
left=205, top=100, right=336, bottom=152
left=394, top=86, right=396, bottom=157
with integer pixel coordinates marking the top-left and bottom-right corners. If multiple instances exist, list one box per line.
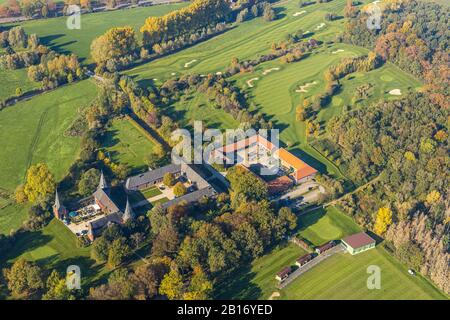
left=277, top=244, right=345, bottom=289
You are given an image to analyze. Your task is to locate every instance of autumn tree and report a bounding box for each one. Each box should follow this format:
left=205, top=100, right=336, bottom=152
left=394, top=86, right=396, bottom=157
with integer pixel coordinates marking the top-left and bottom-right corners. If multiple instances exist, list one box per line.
left=374, top=207, right=393, bottom=235
left=90, top=26, right=137, bottom=68
left=159, top=268, right=184, bottom=300
left=3, top=259, right=44, bottom=299
left=23, top=163, right=55, bottom=203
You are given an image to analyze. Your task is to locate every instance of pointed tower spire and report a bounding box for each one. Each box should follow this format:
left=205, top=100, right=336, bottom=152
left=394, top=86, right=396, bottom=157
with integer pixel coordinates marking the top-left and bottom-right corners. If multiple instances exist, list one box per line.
left=53, top=189, right=67, bottom=220
left=122, top=197, right=134, bottom=222
left=98, top=170, right=108, bottom=190
left=54, top=189, right=61, bottom=210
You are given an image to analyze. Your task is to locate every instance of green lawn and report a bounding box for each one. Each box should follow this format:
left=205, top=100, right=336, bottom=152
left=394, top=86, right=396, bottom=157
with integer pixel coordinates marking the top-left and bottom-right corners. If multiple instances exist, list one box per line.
left=0, top=219, right=109, bottom=292
left=0, top=80, right=97, bottom=233
left=218, top=206, right=446, bottom=300
left=0, top=80, right=97, bottom=192
left=170, top=92, right=239, bottom=131
left=296, top=206, right=362, bottom=246
left=128, top=186, right=162, bottom=205
left=281, top=247, right=447, bottom=300
left=126, top=0, right=351, bottom=84
left=11, top=3, right=187, bottom=63
left=0, top=68, right=39, bottom=102
left=102, top=118, right=155, bottom=173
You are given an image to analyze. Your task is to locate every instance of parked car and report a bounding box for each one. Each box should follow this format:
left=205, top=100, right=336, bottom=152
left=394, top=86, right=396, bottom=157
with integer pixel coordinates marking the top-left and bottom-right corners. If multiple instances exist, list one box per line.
left=408, top=269, right=415, bottom=275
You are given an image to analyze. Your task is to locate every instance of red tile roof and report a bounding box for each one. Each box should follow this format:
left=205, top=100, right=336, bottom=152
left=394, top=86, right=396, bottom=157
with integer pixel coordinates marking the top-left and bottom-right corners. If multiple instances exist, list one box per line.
left=342, top=232, right=375, bottom=249
left=276, top=148, right=317, bottom=181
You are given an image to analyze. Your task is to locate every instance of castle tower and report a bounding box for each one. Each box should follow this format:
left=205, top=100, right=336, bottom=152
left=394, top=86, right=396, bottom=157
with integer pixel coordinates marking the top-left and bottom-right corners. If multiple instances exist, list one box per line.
left=98, top=170, right=109, bottom=191
left=53, top=189, right=68, bottom=220
left=122, top=197, right=134, bottom=223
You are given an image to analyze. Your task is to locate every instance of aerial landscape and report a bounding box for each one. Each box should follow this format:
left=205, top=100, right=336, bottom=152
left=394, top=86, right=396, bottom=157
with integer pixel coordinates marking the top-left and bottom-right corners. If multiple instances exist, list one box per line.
left=0, top=0, right=448, bottom=302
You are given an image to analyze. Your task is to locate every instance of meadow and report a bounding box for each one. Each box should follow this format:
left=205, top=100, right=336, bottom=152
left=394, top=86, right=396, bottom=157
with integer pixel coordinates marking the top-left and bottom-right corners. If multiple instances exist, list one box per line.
left=0, top=68, right=39, bottom=102
left=281, top=248, right=447, bottom=300
left=217, top=206, right=447, bottom=300
left=0, top=218, right=110, bottom=297
left=102, top=117, right=155, bottom=174
left=0, top=80, right=97, bottom=234
left=127, top=0, right=350, bottom=84
left=7, top=3, right=187, bottom=63
left=170, top=92, right=240, bottom=131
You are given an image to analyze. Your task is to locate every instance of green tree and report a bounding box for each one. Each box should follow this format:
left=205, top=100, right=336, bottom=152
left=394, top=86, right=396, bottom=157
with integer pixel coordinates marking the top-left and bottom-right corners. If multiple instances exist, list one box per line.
left=42, top=270, right=76, bottom=300
left=78, top=168, right=101, bottom=196
left=107, top=237, right=131, bottom=268
left=163, top=172, right=176, bottom=187
left=173, top=182, right=187, bottom=197
left=91, top=237, right=109, bottom=263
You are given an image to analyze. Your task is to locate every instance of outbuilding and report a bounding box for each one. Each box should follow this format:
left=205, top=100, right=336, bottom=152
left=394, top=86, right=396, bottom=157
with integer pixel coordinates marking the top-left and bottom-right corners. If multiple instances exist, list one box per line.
left=341, top=232, right=376, bottom=255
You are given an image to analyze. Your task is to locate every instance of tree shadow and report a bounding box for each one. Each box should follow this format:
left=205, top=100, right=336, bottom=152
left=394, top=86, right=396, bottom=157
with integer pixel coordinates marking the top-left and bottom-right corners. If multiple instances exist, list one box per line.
left=214, top=263, right=262, bottom=300
left=1, top=230, right=53, bottom=264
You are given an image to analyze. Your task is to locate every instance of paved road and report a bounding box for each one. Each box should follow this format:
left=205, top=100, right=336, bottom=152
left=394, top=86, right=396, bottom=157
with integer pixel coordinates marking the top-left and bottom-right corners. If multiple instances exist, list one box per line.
left=277, top=244, right=345, bottom=289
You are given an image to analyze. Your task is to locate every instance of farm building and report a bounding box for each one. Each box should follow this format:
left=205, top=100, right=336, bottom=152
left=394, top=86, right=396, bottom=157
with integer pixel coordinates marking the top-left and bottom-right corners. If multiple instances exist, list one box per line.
left=296, top=253, right=314, bottom=267
left=315, top=241, right=336, bottom=254
left=341, top=232, right=376, bottom=255
left=276, top=266, right=293, bottom=282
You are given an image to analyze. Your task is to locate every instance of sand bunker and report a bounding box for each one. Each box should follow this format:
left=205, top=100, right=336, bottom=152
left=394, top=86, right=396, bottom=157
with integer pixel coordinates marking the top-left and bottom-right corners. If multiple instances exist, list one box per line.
left=153, top=78, right=158, bottom=81
left=303, top=30, right=311, bottom=35
left=184, top=59, right=197, bottom=68
left=293, top=10, right=306, bottom=17
left=315, top=23, right=326, bottom=30
left=171, top=72, right=176, bottom=76
left=332, top=49, right=345, bottom=54
left=216, top=71, right=222, bottom=75
left=247, top=77, right=259, bottom=88
left=296, top=81, right=317, bottom=93
left=389, top=89, right=402, bottom=95
left=262, top=67, right=280, bottom=75
left=269, top=292, right=280, bottom=300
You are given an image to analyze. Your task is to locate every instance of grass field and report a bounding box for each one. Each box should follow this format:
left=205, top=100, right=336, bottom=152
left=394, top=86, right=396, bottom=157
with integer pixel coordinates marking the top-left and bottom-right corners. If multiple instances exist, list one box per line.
left=0, top=80, right=97, bottom=234
left=0, top=68, right=39, bottom=102
left=102, top=118, right=155, bottom=174
left=0, top=80, right=97, bottom=192
left=9, top=3, right=187, bottom=63
left=296, top=206, right=361, bottom=246
left=217, top=206, right=447, bottom=300
left=0, top=219, right=110, bottom=294
left=127, top=0, right=352, bottom=84
left=170, top=92, right=239, bottom=131
left=281, top=247, right=447, bottom=300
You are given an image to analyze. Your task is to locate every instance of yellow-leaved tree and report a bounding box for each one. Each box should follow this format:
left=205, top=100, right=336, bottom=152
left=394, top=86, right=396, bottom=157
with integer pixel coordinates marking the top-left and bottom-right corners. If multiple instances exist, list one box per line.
left=374, top=207, right=393, bottom=235
left=23, top=163, right=55, bottom=203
